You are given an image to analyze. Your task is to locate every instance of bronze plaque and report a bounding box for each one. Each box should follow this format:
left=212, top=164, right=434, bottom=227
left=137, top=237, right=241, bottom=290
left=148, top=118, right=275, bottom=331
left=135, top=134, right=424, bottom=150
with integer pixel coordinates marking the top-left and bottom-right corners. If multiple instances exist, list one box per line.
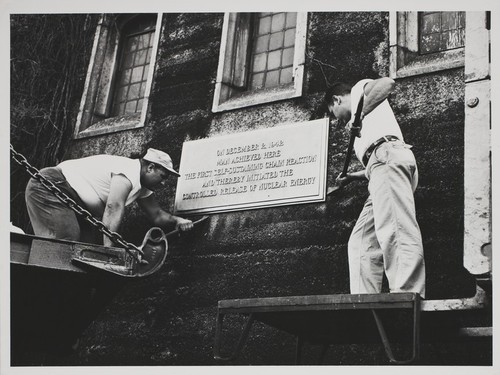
left=174, top=118, right=329, bottom=214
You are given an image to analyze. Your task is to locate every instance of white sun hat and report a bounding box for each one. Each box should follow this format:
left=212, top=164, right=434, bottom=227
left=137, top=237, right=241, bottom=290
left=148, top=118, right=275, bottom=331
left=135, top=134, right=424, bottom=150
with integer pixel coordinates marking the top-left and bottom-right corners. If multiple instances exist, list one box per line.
left=143, top=148, right=180, bottom=177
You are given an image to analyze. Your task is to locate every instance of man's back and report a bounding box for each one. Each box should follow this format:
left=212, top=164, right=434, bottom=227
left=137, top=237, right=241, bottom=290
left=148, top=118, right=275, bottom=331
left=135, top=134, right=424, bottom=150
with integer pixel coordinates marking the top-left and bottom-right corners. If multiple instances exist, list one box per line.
left=58, top=155, right=150, bottom=217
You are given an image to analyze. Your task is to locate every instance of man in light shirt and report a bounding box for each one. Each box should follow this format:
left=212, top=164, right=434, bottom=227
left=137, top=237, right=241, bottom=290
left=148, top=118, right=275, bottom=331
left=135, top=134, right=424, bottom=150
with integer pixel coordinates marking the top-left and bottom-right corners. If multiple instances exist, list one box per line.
left=325, top=77, right=425, bottom=298
left=26, top=148, right=193, bottom=247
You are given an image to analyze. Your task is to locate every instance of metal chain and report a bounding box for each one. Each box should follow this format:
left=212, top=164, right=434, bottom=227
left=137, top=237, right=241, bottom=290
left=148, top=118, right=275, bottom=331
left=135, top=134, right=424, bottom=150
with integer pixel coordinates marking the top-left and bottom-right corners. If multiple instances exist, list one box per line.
left=10, top=144, right=144, bottom=260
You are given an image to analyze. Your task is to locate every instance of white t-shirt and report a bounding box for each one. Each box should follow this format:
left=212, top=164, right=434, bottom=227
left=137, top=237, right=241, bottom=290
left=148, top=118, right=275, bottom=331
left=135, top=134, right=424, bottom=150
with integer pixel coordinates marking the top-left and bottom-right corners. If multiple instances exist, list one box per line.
left=58, top=155, right=153, bottom=217
left=351, top=79, right=404, bottom=164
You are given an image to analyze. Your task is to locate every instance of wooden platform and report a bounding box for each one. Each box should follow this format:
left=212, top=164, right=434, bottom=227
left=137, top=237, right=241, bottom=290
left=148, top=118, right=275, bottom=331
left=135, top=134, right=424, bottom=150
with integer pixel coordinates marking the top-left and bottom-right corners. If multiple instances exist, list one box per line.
left=214, top=292, right=491, bottom=364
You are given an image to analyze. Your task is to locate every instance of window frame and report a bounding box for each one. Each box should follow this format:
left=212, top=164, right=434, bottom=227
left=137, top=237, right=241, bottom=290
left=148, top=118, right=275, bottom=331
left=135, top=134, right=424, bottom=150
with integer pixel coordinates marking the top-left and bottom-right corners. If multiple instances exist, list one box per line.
left=212, top=12, right=307, bottom=113
left=73, top=14, right=162, bottom=139
left=389, top=11, right=465, bottom=79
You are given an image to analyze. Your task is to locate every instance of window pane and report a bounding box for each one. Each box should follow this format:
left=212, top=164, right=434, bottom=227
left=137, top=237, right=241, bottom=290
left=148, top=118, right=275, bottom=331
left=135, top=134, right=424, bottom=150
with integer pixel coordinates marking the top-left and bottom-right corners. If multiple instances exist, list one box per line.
left=458, top=12, right=466, bottom=28
left=441, top=12, right=458, bottom=31
left=135, top=49, right=148, bottom=65
left=128, top=82, right=141, bottom=98
left=284, top=28, right=295, bottom=47
left=131, top=66, right=144, bottom=82
left=267, top=49, right=282, bottom=70
left=280, top=67, right=293, bottom=85
left=286, top=12, right=297, bottom=28
left=282, top=47, right=294, bottom=67
left=254, top=35, right=269, bottom=54
left=442, top=29, right=464, bottom=50
left=421, top=12, right=441, bottom=34
left=137, top=33, right=150, bottom=49
left=265, top=70, right=279, bottom=87
left=136, top=98, right=144, bottom=112
left=250, top=72, right=265, bottom=90
left=258, top=15, right=271, bottom=35
left=125, top=100, right=138, bottom=113
left=421, top=33, right=440, bottom=54
left=458, top=27, right=465, bottom=47
left=269, top=31, right=284, bottom=51
left=271, top=13, right=286, bottom=33
left=252, top=53, right=267, bottom=72
left=112, top=15, right=156, bottom=116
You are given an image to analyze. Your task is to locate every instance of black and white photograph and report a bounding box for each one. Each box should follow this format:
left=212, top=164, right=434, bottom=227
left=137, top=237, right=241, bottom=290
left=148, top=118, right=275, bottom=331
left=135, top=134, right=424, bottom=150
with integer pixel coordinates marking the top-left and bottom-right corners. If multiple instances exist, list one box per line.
left=2, top=0, right=498, bottom=373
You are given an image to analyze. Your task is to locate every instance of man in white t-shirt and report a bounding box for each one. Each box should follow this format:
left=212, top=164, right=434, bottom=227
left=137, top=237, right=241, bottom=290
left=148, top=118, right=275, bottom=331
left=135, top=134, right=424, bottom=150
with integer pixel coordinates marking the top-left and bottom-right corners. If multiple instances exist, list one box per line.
left=324, top=77, right=425, bottom=298
left=26, top=148, right=193, bottom=247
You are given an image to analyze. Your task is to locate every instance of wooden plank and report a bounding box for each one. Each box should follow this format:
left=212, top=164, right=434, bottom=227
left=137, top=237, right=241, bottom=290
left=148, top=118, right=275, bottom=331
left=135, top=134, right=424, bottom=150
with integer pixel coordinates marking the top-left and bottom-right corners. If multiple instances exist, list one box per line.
left=218, top=293, right=417, bottom=313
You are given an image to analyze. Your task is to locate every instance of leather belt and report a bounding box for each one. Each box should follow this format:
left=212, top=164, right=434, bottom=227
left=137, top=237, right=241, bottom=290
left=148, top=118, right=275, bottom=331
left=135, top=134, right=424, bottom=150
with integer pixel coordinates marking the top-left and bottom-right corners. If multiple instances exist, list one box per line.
left=362, top=135, right=400, bottom=166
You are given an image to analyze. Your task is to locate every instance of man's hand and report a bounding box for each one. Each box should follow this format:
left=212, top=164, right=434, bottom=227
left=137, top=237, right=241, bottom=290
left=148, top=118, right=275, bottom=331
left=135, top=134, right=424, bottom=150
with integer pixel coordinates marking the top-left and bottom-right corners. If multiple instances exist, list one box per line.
left=176, top=217, right=194, bottom=232
left=346, top=112, right=364, bottom=138
left=335, top=172, right=354, bottom=188
left=138, top=195, right=195, bottom=233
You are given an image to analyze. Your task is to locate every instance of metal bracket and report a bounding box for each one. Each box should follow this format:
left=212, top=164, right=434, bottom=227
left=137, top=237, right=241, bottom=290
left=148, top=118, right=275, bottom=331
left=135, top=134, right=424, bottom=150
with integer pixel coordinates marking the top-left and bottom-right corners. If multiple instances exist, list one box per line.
left=71, top=244, right=135, bottom=275
left=371, top=294, right=421, bottom=364
left=213, top=312, right=255, bottom=361
left=72, top=227, right=168, bottom=278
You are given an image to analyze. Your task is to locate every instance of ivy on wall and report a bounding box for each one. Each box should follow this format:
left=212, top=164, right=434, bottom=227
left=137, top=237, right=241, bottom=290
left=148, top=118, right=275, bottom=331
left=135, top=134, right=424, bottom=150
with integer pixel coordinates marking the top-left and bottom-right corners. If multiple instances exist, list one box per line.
left=10, top=14, right=98, bottom=230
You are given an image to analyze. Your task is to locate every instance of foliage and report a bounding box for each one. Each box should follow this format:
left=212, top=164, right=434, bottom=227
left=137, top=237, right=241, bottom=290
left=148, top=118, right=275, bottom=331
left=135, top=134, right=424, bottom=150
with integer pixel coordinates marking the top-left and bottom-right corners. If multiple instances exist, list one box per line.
left=10, top=14, right=98, bottom=230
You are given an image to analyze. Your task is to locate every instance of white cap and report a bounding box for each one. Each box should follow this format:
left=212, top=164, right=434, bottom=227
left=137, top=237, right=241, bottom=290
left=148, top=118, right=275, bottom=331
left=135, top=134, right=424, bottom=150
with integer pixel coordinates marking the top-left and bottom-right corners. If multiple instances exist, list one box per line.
left=143, top=148, right=180, bottom=177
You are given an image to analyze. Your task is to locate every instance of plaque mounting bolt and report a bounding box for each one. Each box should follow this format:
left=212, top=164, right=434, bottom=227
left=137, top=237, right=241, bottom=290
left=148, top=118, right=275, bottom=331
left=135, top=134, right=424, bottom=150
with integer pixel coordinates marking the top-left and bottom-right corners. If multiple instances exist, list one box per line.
left=467, top=97, right=479, bottom=108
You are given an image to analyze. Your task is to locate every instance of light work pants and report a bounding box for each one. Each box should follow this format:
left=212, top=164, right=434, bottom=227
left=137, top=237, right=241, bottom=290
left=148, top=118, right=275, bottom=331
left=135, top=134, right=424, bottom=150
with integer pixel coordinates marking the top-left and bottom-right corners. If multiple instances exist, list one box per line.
left=25, top=167, right=99, bottom=244
left=348, top=140, right=426, bottom=298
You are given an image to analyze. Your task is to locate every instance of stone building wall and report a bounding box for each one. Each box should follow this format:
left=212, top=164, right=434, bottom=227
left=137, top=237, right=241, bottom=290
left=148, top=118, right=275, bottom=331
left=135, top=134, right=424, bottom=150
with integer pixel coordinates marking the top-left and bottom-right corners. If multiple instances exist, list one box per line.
left=11, top=12, right=490, bottom=365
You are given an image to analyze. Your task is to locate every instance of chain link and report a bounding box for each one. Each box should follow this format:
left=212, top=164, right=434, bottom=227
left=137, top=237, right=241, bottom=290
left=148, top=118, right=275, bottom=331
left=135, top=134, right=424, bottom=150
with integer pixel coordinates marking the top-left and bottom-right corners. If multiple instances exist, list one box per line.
left=10, top=144, right=144, bottom=260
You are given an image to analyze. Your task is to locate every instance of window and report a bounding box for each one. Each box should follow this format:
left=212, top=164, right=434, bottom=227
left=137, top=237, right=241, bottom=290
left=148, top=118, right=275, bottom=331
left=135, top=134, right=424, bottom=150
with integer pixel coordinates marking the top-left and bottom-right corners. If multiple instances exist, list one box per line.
left=111, top=16, right=156, bottom=116
left=419, top=12, right=465, bottom=54
left=74, top=14, right=162, bottom=139
left=212, top=12, right=307, bottom=113
left=248, top=13, right=297, bottom=90
left=389, top=11, right=465, bottom=78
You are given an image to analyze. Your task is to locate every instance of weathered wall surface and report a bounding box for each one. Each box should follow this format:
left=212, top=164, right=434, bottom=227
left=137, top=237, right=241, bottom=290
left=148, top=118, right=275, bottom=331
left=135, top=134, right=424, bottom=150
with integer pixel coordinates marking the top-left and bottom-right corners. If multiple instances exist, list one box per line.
left=12, top=12, right=488, bottom=365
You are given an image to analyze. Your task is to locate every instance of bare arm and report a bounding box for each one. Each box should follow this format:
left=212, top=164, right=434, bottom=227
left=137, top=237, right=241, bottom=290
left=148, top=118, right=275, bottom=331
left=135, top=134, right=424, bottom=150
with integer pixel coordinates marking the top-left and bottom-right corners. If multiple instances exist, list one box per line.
left=346, top=77, right=395, bottom=136
left=361, top=77, right=395, bottom=117
left=137, top=194, right=193, bottom=232
left=102, top=174, right=133, bottom=247
left=336, top=170, right=367, bottom=188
